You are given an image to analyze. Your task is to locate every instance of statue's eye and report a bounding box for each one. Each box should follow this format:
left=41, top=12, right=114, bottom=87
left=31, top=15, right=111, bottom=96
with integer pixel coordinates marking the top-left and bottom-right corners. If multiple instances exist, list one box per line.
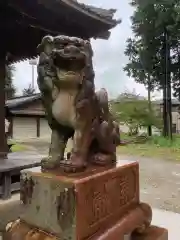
left=55, top=44, right=63, bottom=49
left=75, top=43, right=81, bottom=47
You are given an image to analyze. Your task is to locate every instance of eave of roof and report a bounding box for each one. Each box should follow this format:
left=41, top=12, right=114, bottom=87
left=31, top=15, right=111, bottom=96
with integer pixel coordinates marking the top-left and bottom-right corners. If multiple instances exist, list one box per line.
left=6, top=93, right=41, bottom=109
left=8, top=0, right=120, bottom=35
left=10, top=110, right=45, bottom=116
left=59, top=0, right=120, bottom=26
left=5, top=0, right=121, bottom=63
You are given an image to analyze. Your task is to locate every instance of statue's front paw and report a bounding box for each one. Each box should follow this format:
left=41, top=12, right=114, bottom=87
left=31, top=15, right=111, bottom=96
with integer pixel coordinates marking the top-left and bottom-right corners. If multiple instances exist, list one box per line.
left=59, top=153, right=87, bottom=173
left=41, top=156, right=59, bottom=170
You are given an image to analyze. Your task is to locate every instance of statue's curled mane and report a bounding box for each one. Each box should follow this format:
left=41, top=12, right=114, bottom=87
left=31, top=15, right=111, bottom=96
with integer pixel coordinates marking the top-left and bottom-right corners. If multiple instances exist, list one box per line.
left=37, top=35, right=120, bottom=172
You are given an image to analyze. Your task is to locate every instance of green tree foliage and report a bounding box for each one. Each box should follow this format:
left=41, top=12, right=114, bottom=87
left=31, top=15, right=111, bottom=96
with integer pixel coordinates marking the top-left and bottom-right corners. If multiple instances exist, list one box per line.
left=5, top=64, right=16, bottom=99
left=124, top=0, right=180, bottom=97
left=22, top=84, right=35, bottom=96
left=110, top=92, right=162, bottom=136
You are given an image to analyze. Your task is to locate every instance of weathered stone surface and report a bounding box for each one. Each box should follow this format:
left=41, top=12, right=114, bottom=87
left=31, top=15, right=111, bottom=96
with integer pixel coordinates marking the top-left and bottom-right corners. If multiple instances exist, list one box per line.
left=37, top=35, right=120, bottom=172
left=20, top=160, right=139, bottom=240
left=20, top=168, right=76, bottom=239
left=4, top=220, right=58, bottom=240
left=4, top=212, right=167, bottom=240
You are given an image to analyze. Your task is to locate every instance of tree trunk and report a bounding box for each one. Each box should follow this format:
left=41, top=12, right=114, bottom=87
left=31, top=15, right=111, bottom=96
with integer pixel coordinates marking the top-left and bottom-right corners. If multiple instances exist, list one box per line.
left=147, top=74, right=152, bottom=136
left=162, top=29, right=168, bottom=137
left=165, top=29, right=172, bottom=140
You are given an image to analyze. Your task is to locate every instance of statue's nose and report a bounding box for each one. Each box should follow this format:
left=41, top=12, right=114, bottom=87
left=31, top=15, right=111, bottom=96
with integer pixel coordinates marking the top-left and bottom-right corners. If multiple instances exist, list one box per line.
left=52, top=49, right=58, bottom=58
left=64, top=45, right=79, bottom=54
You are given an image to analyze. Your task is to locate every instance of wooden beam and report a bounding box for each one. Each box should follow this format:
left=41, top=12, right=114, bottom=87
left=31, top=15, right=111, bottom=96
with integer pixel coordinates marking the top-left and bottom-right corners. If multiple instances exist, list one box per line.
left=0, top=57, right=8, bottom=159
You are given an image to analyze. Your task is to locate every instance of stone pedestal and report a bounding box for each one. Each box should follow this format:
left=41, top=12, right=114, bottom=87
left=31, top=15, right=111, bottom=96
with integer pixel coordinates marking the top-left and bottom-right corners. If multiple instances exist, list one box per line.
left=4, top=160, right=168, bottom=240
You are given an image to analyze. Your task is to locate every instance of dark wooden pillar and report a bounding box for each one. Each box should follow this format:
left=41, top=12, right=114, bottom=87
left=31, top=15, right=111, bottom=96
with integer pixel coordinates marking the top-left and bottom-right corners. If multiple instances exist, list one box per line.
left=0, top=59, right=8, bottom=158
left=37, top=117, right=40, bottom=138
left=9, top=117, right=13, bottom=138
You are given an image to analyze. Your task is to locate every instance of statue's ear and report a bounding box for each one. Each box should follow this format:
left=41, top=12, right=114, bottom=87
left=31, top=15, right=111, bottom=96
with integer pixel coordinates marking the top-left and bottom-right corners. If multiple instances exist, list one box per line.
left=44, top=42, right=53, bottom=56
left=37, top=36, right=53, bottom=55
left=37, top=44, right=43, bottom=54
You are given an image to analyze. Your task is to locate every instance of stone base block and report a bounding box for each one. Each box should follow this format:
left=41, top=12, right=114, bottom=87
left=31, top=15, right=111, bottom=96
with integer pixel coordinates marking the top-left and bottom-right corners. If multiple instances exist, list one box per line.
left=4, top=219, right=167, bottom=240
left=5, top=160, right=168, bottom=240
left=3, top=220, right=168, bottom=240
left=4, top=220, right=58, bottom=240
left=19, top=160, right=139, bottom=239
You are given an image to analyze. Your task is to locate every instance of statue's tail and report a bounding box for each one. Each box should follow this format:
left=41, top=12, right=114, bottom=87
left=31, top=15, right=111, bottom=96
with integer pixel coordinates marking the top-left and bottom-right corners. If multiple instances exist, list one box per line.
left=96, top=88, right=109, bottom=120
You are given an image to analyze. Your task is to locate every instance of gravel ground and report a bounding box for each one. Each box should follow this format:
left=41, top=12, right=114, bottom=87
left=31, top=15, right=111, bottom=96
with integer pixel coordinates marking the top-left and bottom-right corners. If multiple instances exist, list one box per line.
left=120, top=155, right=180, bottom=213
left=21, top=140, right=180, bottom=214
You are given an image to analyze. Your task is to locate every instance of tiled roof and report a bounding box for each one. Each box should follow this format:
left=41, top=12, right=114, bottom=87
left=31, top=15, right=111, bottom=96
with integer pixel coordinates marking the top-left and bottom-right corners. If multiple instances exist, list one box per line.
left=7, top=0, right=120, bottom=64
left=10, top=109, right=45, bottom=116
left=78, top=3, right=119, bottom=23
left=62, top=0, right=120, bottom=25
left=6, top=94, right=41, bottom=109
left=153, top=99, right=180, bottom=105
left=112, top=95, right=146, bottom=103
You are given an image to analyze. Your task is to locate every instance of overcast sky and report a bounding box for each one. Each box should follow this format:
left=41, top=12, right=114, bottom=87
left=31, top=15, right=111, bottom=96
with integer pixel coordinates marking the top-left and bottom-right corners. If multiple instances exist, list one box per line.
left=14, top=0, right=161, bottom=99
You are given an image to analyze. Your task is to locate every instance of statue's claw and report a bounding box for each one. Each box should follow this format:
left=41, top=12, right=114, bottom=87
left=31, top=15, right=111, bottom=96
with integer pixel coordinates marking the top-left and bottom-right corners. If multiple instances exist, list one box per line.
left=59, top=153, right=87, bottom=173
left=90, top=153, right=116, bottom=166
left=59, top=161, right=87, bottom=173
left=41, top=156, right=60, bottom=170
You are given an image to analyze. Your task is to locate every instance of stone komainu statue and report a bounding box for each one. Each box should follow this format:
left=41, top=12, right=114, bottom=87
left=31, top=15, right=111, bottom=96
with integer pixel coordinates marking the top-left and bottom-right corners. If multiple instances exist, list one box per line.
left=37, top=35, right=120, bottom=172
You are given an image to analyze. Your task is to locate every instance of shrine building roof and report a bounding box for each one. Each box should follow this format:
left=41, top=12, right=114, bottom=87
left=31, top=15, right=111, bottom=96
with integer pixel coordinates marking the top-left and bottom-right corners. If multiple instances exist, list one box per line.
left=2, top=0, right=121, bottom=63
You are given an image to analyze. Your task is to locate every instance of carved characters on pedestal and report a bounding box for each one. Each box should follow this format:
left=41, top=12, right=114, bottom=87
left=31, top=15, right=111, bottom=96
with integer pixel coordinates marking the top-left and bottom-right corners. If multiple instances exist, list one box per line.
left=76, top=165, right=139, bottom=238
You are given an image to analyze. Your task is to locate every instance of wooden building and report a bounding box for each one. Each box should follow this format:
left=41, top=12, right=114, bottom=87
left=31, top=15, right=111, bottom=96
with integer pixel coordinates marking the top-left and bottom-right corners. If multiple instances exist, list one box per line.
left=1, top=0, right=120, bottom=158
left=155, top=99, right=180, bottom=134
left=6, top=94, right=51, bottom=139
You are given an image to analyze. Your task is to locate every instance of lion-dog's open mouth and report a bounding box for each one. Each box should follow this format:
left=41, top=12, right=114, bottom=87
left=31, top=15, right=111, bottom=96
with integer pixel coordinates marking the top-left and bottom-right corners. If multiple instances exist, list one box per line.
left=52, top=44, right=86, bottom=74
